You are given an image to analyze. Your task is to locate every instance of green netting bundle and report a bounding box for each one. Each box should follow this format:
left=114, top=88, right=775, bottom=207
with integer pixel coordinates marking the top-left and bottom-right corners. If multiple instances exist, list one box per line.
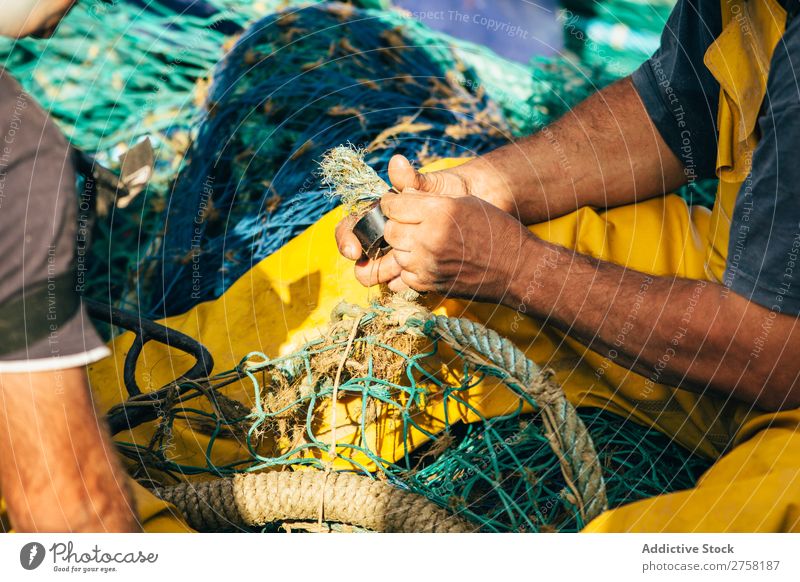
left=562, top=0, right=675, bottom=34
left=130, top=291, right=710, bottom=532
left=561, top=11, right=661, bottom=76
left=595, top=0, right=675, bottom=34
left=558, top=0, right=674, bottom=79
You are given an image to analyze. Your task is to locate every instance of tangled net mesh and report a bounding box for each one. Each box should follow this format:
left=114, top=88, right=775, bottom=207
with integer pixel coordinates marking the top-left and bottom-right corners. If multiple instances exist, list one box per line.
left=118, top=291, right=710, bottom=532
left=117, top=151, right=711, bottom=533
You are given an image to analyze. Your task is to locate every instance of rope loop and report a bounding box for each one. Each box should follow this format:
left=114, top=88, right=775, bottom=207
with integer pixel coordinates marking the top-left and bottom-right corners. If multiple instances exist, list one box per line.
left=152, top=297, right=607, bottom=530
left=426, top=313, right=608, bottom=522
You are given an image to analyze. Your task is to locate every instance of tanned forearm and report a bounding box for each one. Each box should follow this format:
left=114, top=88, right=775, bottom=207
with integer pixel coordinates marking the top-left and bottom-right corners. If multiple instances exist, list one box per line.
left=342, top=72, right=799, bottom=410
left=371, top=177, right=800, bottom=409
left=454, top=77, right=687, bottom=224
left=0, top=368, right=138, bottom=532
left=508, top=236, right=800, bottom=411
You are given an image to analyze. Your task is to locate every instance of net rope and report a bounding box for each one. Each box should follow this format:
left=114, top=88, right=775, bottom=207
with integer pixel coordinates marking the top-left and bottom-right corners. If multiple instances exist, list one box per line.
left=119, top=285, right=708, bottom=532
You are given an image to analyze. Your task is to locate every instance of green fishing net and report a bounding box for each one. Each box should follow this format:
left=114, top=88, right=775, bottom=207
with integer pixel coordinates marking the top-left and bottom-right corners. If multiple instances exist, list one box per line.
left=116, top=294, right=711, bottom=532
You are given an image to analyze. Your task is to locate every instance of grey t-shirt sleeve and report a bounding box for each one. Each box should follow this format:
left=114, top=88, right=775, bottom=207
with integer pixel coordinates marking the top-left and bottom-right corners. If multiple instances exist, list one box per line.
left=630, top=0, right=721, bottom=181
left=724, top=15, right=800, bottom=315
left=0, top=70, right=109, bottom=369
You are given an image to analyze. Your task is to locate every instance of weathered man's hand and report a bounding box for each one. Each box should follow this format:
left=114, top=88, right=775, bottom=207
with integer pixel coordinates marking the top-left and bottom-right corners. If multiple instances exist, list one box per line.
left=335, top=154, right=473, bottom=260
left=335, top=154, right=521, bottom=298
left=362, top=190, right=534, bottom=303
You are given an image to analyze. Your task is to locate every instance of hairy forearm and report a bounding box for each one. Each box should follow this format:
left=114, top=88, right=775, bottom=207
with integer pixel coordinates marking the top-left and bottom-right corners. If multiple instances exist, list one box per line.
left=508, top=235, right=800, bottom=410
left=0, top=368, right=138, bottom=532
left=456, top=77, right=687, bottom=224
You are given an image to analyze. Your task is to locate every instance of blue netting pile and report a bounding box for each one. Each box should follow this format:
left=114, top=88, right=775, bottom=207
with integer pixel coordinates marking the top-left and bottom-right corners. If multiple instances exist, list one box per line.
left=151, top=3, right=517, bottom=316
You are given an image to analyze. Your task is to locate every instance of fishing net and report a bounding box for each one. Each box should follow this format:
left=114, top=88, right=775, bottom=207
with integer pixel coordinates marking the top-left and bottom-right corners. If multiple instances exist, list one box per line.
left=125, top=289, right=710, bottom=532
left=562, top=0, right=676, bottom=34
left=559, top=0, right=673, bottom=76
left=118, top=148, right=712, bottom=533
left=0, top=0, right=308, bottom=315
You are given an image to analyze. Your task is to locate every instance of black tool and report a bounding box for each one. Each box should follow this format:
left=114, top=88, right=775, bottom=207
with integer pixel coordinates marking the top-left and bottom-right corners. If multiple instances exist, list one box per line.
left=352, top=200, right=392, bottom=259
left=84, top=298, right=214, bottom=435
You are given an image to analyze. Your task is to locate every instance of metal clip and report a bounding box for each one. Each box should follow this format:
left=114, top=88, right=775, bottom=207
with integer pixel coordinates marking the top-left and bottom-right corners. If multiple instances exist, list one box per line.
left=352, top=199, right=392, bottom=259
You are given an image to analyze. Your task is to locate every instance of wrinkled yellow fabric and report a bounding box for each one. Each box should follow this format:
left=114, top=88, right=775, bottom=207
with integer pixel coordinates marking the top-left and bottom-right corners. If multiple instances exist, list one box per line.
left=585, top=0, right=800, bottom=532
left=702, top=0, right=787, bottom=279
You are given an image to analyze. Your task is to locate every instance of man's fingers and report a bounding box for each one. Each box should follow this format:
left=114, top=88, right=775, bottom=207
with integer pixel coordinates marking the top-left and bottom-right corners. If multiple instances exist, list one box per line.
left=388, top=154, right=418, bottom=192
left=387, top=275, right=410, bottom=293
left=382, top=220, right=418, bottom=252
left=380, top=191, right=443, bottom=223
left=335, top=215, right=362, bottom=260
left=353, top=251, right=402, bottom=287
left=391, top=248, right=414, bottom=269
left=388, top=154, right=444, bottom=194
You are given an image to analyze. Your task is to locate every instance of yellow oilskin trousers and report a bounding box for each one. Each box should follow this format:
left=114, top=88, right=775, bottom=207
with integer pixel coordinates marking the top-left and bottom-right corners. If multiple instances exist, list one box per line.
left=584, top=0, right=800, bottom=531
left=3, top=0, right=798, bottom=533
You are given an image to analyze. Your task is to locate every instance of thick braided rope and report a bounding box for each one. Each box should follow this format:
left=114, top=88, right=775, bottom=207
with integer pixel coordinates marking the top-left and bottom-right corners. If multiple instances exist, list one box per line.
left=154, top=471, right=474, bottom=532
left=428, top=315, right=608, bottom=523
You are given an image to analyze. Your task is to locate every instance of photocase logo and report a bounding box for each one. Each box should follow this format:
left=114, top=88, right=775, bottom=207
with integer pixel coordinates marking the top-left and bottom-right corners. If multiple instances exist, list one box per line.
left=20, top=542, right=46, bottom=570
